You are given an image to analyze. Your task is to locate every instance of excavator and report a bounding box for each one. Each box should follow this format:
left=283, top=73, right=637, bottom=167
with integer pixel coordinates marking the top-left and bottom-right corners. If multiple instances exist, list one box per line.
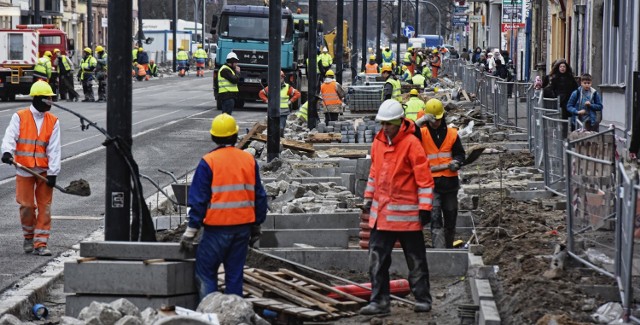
left=322, top=20, right=350, bottom=67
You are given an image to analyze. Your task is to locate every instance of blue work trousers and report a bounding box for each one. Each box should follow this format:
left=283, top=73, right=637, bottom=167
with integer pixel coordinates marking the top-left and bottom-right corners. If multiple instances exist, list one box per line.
left=195, top=225, right=250, bottom=300
left=220, top=98, right=235, bottom=115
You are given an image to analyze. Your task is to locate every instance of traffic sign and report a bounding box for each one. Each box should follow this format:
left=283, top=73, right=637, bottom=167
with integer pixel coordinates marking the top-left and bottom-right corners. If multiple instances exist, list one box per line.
left=403, top=25, right=415, bottom=38
left=469, top=15, right=483, bottom=24
left=454, top=6, right=469, bottom=14
left=452, top=15, right=468, bottom=26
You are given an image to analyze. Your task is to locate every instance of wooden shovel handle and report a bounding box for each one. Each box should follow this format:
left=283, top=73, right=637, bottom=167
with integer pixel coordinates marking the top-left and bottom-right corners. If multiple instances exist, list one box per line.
left=11, top=160, right=49, bottom=182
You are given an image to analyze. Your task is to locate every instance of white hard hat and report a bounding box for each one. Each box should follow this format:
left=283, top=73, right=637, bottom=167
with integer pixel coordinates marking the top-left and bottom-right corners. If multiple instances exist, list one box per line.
left=322, top=47, right=328, bottom=52
left=226, top=52, right=239, bottom=61
left=418, top=51, right=423, bottom=55
left=376, top=99, right=405, bottom=121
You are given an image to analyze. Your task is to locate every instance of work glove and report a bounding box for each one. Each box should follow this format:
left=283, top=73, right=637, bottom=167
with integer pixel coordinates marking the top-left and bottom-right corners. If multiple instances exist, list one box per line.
left=361, top=199, right=372, bottom=213
left=46, top=175, right=57, bottom=188
left=1, top=152, right=13, bottom=164
left=419, top=210, right=431, bottom=226
left=415, top=113, right=436, bottom=127
left=448, top=160, right=461, bottom=171
left=179, top=227, right=198, bottom=253
left=249, top=224, right=262, bottom=248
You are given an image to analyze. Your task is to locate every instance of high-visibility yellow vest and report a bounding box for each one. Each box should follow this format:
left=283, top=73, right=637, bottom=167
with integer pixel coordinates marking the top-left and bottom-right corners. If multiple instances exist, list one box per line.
left=280, top=84, right=291, bottom=113
left=34, top=57, right=51, bottom=77
left=194, top=49, right=207, bottom=59
left=412, top=74, right=426, bottom=87
left=382, top=51, right=393, bottom=62
left=405, top=97, right=425, bottom=121
left=57, top=56, right=71, bottom=73
left=177, top=51, right=189, bottom=61
left=296, top=101, right=308, bottom=121
left=217, top=65, right=238, bottom=94
left=80, top=56, right=97, bottom=80
left=383, top=78, right=401, bottom=101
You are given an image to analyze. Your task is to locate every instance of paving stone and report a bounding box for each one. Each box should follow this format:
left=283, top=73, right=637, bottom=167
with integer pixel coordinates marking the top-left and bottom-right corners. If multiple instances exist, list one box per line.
left=508, top=189, right=553, bottom=201
left=78, top=302, right=123, bottom=324
left=260, top=229, right=350, bottom=248
left=269, top=212, right=359, bottom=230
left=479, top=300, right=501, bottom=325
left=507, top=133, right=528, bottom=141
left=80, top=242, right=195, bottom=260
left=66, top=294, right=199, bottom=318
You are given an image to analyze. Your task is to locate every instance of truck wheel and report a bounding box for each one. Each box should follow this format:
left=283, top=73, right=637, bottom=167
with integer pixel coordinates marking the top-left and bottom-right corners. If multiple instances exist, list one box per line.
left=7, top=93, right=15, bottom=102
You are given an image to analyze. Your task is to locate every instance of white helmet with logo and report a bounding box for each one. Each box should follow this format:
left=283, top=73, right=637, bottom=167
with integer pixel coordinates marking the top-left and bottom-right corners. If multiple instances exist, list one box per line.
left=226, top=52, right=239, bottom=61
left=375, top=99, right=405, bottom=121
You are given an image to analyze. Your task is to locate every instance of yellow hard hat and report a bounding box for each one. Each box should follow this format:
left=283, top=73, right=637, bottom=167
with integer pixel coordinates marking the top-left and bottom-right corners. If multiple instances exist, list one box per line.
left=380, top=65, right=392, bottom=73
left=409, top=89, right=419, bottom=96
left=95, top=45, right=104, bottom=52
left=210, top=113, right=239, bottom=137
left=402, top=65, right=408, bottom=70
left=198, top=44, right=203, bottom=48
left=84, top=47, right=92, bottom=54
left=53, top=48, right=60, bottom=54
left=408, top=47, right=413, bottom=51
left=369, top=55, right=375, bottom=60
left=432, top=49, right=439, bottom=54
left=178, top=47, right=184, bottom=51
left=434, top=86, right=440, bottom=93
left=138, top=47, right=144, bottom=51
left=44, top=51, right=52, bottom=57
left=30, top=80, right=55, bottom=97
left=325, top=70, right=335, bottom=77
left=425, top=98, right=444, bottom=119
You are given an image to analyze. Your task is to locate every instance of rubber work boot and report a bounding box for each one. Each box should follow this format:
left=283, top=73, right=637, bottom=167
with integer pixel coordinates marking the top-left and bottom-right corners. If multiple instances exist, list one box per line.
left=414, top=302, right=432, bottom=313
left=23, top=239, right=33, bottom=253
left=33, top=246, right=52, bottom=256
left=359, top=302, right=390, bottom=315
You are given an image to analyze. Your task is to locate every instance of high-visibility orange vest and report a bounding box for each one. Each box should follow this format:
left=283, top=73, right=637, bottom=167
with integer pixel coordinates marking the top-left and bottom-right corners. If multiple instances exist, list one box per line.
left=203, top=147, right=257, bottom=226
left=321, top=80, right=342, bottom=106
left=365, top=63, right=379, bottom=74
left=421, top=127, right=459, bottom=178
left=14, top=109, right=57, bottom=168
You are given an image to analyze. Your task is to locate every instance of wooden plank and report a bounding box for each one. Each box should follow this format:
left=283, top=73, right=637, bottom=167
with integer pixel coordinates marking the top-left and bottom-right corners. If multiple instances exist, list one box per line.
left=306, top=133, right=342, bottom=143
left=250, top=133, right=315, bottom=153
left=279, top=268, right=367, bottom=304
left=253, top=269, right=345, bottom=308
left=243, top=271, right=320, bottom=309
left=236, top=122, right=267, bottom=149
left=461, top=89, right=471, bottom=102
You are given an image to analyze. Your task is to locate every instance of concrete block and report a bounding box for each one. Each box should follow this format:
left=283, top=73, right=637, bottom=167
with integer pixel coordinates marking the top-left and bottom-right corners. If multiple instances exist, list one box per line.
left=355, top=158, right=372, bottom=179
left=65, top=294, right=199, bottom=318
left=507, top=133, right=528, bottom=141
left=527, top=181, right=545, bottom=190
left=341, top=173, right=356, bottom=194
left=260, top=229, right=350, bottom=248
left=300, top=167, right=337, bottom=177
left=507, top=189, right=553, bottom=201
left=314, top=143, right=372, bottom=151
left=355, top=179, right=367, bottom=198
left=265, top=212, right=360, bottom=230
left=80, top=242, right=196, bottom=260
left=264, top=249, right=468, bottom=277
left=479, top=300, right=501, bottom=325
left=474, top=279, right=493, bottom=302
left=262, top=177, right=343, bottom=185
left=543, top=200, right=567, bottom=211
left=152, top=215, right=188, bottom=231
left=64, top=260, right=196, bottom=295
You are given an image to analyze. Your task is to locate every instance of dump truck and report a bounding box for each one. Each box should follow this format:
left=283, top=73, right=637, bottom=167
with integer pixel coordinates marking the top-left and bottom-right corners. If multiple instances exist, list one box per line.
left=0, top=24, right=68, bottom=101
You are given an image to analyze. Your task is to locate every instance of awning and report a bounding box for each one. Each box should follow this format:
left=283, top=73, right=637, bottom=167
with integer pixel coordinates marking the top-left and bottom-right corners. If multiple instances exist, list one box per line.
left=0, top=6, right=21, bottom=17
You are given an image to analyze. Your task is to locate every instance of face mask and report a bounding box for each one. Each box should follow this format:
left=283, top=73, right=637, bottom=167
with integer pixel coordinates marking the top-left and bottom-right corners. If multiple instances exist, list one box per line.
left=33, top=96, right=51, bottom=112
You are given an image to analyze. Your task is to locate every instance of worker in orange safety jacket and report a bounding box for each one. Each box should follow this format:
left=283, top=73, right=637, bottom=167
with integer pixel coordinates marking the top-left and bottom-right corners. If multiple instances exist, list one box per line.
left=365, top=55, right=379, bottom=74
left=179, top=113, right=268, bottom=301
left=320, top=69, right=345, bottom=124
left=360, top=99, right=434, bottom=316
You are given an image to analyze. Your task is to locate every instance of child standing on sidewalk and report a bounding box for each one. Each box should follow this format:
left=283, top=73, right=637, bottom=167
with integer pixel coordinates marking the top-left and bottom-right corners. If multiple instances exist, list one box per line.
left=567, top=73, right=603, bottom=131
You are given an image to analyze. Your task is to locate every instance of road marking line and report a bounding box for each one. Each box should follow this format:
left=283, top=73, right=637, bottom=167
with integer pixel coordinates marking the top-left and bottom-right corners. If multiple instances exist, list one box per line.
left=52, top=215, right=103, bottom=220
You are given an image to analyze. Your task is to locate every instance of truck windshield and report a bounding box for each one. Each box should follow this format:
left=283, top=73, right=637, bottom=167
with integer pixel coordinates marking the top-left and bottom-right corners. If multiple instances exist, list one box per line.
left=219, top=15, right=292, bottom=42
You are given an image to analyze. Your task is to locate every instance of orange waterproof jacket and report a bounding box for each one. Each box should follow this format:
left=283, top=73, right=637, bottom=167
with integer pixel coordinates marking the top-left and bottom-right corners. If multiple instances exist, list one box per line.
left=202, top=147, right=257, bottom=226
left=421, top=127, right=459, bottom=178
left=364, top=119, right=434, bottom=231
left=14, top=109, right=57, bottom=168
left=321, top=80, right=342, bottom=106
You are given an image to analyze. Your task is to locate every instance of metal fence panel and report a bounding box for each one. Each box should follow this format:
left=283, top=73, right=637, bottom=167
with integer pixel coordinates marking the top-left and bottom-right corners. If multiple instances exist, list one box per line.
left=616, top=163, right=636, bottom=322
left=542, top=115, right=569, bottom=195
left=532, top=107, right=559, bottom=168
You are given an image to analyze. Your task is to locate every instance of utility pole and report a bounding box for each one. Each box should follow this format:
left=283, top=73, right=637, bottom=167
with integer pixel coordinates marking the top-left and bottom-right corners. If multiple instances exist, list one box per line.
left=414, top=0, right=418, bottom=34
left=396, top=0, right=401, bottom=69
left=202, top=0, right=206, bottom=49
left=34, top=0, right=40, bottom=24
left=360, top=0, right=367, bottom=71
left=336, top=0, right=344, bottom=84
left=194, top=0, right=198, bottom=47
left=137, top=0, right=143, bottom=47
left=308, top=0, right=319, bottom=130
left=105, top=0, right=133, bottom=241
left=267, top=0, right=282, bottom=161
left=376, top=0, right=382, bottom=64
left=172, top=0, right=177, bottom=72
left=350, top=0, right=358, bottom=80
left=87, top=0, right=93, bottom=49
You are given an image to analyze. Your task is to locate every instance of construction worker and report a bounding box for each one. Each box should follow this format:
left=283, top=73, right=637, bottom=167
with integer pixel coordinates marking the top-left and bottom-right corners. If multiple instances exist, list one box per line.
left=416, top=99, right=466, bottom=249
left=415, top=51, right=424, bottom=73
left=430, top=49, right=441, bottom=78
left=176, top=47, right=190, bottom=74
left=149, top=59, right=158, bottom=78
left=131, top=46, right=139, bottom=77
left=1, top=81, right=60, bottom=256
left=217, top=52, right=240, bottom=115
left=296, top=101, right=309, bottom=122
left=53, top=49, right=79, bottom=102
left=365, top=55, right=379, bottom=75
left=317, top=47, right=333, bottom=81
left=136, top=47, right=150, bottom=81
left=381, top=65, right=401, bottom=101
left=78, top=48, right=97, bottom=102
left=33, top=51, right=53, bottom=83
left=403, top=47, right=415, bottom=75
left=258, top=70, right=301, bottom=137
left=381, top=47, right=394, bottom=66
left=421, top=61, right=433, bottom=80
left=411, top=67, right=427, bottom=88
left=179, top=113, right=268, bottom=301
left=320, top=70, right=345, bottom=124
left=360, top=99, right=434, bottom=315
left=95, top=45, right=108, bottom=102
left=400, top=65, right=412, bottom=82
left=194, top=44, right=208, bottom=77
left=405, top=89, right=425, bottom=121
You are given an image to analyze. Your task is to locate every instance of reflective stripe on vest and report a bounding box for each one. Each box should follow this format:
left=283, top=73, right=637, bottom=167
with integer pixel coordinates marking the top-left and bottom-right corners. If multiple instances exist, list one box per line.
left=14, top=109, right=57, bottom=168
left=59, top=56, right=71, bottom=72
left=218, top=65, right=238, bottom=94
left=422, top=127, right=459, bottom=177
left=34, top=57, right=49, bottom=75
left=405, top=97, right=424, bottom=122
left=365, top=63, right=378, bottom=74
left=280, top=84, right=290, bottom=113
left=321, top=81, right=341, bottom=106
left=383, top=78, right=401, bottom=101
left=203, top=147, right=256, bottom=226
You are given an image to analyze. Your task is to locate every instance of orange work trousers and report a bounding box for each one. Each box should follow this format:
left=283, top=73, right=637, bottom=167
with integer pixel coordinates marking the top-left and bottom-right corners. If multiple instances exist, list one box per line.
left=16, top=174, right=53, bottom=248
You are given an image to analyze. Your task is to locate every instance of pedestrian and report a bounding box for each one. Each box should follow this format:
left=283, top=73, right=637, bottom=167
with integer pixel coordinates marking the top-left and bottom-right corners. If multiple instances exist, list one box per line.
left=430, top=49, right=441, bottom=78
left=1, top=81, right=60, bottom=256
left=33, top=51, right=53, bottom=84
left=460, top=48, right=470, bottom=62
left=544, top=59, right=579, bottom=120
left=567, top=73, right=603, bottom=131
left=360, top=99, right=434, bottom=315
left=471, top=47, right=482, bottom=63
left=404, top=89, right=425, bottom=121
left=365, top=55, right=379, bottom=75
left=78, top=48, right=97, bottom=102
left=179, top=113, right=268, bottom=300
left=488, top=49, right=505, bottom=73
left=258, top=70, right=302, bottom=136
left=449, top=48, right=460, bottom=59
left=194, top=44, right=208, bottom=77
left=320, top=70, right=345, bottom=124
left=149, top=59, right=158, bottom=78
left=216, top=52, right=240, bottom=115
left=416, top=99, right=466, bottom=248
left=380, top=65, right=401, bottom=101
left=136, top=47, right=150, bottom=81
left=95, top=45, right=108, bottom=102
left=53, top=49, right=79, bottom=102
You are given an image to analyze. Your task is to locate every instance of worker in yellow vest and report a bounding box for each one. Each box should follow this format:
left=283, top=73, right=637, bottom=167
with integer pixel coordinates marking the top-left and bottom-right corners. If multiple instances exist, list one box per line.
left=193, top=44, right=208, bottom=77
left=400, top=65, right=412, bottom=82
left=381, top=65, right=401, bottom=101
left=258, top=71, right=302, bottom=136
left=404, top=89, right=425, bottom=121
left=33, top=51, right=52, bottom=83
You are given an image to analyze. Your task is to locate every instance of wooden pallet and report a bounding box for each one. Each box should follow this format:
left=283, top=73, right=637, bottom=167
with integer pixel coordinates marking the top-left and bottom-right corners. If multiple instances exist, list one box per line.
left=236, top=122, right=267, bottom=149
left=306, top=133, right=342, bottom=143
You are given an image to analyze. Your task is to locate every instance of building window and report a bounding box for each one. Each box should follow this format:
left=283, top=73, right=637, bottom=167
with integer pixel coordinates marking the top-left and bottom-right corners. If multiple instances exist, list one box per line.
left=602, top=0, right=627, bottom=85
left=9, top=34, right=23, bottom=60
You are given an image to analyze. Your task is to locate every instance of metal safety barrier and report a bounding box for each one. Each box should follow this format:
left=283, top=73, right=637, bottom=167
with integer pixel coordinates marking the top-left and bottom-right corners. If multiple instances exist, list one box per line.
left=615, top=163, right=637, bottom=322
left=531, top=107, right=559, bottom=169
left=541, top=115, right=569, bottom=195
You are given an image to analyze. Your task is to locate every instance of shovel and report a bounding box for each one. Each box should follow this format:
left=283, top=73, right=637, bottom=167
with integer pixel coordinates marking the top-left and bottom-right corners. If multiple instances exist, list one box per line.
left=11, top=160, right=91, bottom=197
